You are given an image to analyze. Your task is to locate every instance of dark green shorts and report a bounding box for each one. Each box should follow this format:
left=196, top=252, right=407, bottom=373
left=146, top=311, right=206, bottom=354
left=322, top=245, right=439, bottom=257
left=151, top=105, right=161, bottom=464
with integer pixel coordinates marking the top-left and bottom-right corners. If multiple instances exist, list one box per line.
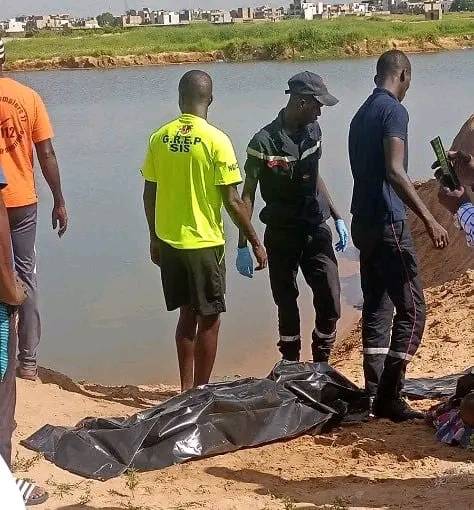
left=158, top=239, right=226, bottom=316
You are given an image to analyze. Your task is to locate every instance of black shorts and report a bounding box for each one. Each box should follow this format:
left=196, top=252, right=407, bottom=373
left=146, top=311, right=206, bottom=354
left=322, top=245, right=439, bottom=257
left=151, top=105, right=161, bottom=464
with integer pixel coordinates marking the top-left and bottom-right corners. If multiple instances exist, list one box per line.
left=158, top=239, right=226, bottom=316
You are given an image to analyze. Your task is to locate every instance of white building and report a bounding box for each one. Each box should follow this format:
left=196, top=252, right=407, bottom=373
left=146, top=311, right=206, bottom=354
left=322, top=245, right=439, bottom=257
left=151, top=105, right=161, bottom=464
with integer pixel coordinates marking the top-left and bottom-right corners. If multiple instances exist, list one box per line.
left=156, top=11, right=180, bottom=25
left=84, top=18, right=100, bottom=29
left=6, top=18, right=26, bottom=33
left=210, top=10, right=232, bottom=23
left=440, top=0, right=453, bottom=11
left=352, top=2, right=369, bottom=13
left=302, top=2, right=324, bottom=19
left=34, top=14, right=70, bottom=30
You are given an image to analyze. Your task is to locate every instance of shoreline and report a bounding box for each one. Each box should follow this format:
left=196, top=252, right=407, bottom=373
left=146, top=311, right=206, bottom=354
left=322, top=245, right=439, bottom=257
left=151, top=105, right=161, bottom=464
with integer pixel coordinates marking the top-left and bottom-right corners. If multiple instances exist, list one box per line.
left=5, top=35, right=473, bottom=72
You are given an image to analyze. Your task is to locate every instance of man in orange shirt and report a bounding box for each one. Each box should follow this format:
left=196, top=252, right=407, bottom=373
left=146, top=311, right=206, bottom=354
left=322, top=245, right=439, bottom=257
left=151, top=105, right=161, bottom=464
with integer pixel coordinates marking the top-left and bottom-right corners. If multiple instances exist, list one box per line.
left=0, top=39, right=68, bottom=380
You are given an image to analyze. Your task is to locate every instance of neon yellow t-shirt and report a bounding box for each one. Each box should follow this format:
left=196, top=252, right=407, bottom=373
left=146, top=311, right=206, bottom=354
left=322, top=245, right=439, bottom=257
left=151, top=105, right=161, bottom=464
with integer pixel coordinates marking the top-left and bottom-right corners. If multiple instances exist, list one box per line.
left=141, top=114, right=242, bottom=250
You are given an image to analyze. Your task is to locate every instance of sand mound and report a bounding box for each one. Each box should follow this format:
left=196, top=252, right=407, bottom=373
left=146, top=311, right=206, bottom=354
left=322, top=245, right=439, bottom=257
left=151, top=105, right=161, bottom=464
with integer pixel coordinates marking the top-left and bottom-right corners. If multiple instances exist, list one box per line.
left=407, top=179, right=473, bottom=288
left=333, top=270, right=474, bottom=378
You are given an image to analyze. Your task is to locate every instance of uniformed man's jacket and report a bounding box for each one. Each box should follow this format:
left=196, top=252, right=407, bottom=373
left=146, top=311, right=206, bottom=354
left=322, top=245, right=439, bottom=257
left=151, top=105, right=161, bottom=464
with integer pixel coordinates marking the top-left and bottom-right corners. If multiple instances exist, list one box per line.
left=245, top=110, right=330, bottom=227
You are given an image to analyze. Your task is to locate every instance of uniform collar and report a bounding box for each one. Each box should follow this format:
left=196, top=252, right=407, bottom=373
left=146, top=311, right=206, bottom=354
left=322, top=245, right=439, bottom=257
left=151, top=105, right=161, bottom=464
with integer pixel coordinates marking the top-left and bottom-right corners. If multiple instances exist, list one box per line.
left=373, top=87, right=400, bottom=102
left=274, top=109, right=314, bottom=158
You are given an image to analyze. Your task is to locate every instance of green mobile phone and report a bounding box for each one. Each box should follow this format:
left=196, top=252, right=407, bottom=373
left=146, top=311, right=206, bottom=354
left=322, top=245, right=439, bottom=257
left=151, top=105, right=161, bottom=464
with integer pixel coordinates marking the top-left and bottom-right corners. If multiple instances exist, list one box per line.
left=430, top=136, right=460, bottom=191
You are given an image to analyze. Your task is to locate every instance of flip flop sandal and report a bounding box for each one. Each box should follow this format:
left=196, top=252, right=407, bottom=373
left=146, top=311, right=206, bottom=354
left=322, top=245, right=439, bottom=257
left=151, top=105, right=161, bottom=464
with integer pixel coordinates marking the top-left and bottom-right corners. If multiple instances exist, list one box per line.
left=15, top=479, right=49, bottom=506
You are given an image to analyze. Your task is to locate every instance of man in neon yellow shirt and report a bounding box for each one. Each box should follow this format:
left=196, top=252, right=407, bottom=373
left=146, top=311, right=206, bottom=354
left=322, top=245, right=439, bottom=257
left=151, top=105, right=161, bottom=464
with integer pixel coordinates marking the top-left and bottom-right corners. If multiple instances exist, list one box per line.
left=142, top=70, right=267, bottom=392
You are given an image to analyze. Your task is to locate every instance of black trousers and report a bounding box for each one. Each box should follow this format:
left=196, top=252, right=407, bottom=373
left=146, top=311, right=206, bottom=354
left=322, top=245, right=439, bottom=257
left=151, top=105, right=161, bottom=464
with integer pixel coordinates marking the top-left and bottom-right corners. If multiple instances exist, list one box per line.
left=264, top=222, right=341, bottom=362
left=352, top=219, right=426, bottom=400
left=0, top=311, right=17, bottom=468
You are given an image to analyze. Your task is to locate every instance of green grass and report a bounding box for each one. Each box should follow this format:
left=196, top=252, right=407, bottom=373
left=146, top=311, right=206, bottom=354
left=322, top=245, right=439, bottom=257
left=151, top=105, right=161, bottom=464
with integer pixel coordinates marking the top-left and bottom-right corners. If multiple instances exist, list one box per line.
left=5, top=14, right=474, bottom=63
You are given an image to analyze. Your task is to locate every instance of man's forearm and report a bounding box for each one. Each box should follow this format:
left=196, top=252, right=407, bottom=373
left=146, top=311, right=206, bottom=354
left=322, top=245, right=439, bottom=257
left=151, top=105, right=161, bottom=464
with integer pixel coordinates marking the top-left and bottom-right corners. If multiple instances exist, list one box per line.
left=238, top=194, right=254, bottom=248
left=37, top=142, right=65, bottom=205
left=388, top=169, right=434, bottom=225
left=224, top=193, right=261, bottom=249
left=317, top=175, right=341, bottom=220
left=143, top=181, right=158, bottom=240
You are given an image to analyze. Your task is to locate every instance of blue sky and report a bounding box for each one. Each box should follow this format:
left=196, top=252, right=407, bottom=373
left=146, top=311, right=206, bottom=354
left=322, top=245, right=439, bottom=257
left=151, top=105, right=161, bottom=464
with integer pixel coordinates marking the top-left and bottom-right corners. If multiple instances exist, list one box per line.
left=1, top=0, right=287, bottom=19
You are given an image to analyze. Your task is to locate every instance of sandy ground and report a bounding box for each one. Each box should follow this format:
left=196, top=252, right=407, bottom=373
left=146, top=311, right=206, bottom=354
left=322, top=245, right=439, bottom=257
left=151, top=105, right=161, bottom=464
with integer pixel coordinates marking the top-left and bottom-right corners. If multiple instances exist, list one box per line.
left=11, top=180, right=474, bottom=510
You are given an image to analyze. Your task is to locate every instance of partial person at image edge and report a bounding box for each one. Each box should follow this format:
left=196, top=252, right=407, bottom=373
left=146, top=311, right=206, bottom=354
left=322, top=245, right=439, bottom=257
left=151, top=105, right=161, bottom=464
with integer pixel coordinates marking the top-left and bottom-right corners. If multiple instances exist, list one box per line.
left=141, top=70, right=266, bottom=393
left=0, top=38, right=68, bottom=381
left=436, top=149, right=474, bottom=247
left=0, top=163, right=48, bottom=506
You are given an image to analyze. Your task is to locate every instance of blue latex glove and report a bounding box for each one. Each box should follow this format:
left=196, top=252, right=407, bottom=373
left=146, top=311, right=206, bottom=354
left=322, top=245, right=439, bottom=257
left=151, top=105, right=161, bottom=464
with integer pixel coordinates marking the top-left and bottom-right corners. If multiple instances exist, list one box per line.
left=236, top=247, right=254, bottom=278
left=335, top=219, right=349, bottom=252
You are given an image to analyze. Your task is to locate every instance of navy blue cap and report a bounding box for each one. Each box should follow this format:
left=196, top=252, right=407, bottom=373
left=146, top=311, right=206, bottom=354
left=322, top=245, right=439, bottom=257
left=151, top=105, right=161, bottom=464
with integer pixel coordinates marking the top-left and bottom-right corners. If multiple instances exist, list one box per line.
left=285, top=71, right=339, bottom=107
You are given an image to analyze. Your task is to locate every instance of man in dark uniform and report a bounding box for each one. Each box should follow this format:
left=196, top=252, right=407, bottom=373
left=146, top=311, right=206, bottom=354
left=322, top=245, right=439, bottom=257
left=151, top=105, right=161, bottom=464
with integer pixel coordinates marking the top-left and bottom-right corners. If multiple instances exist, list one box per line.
left=349, top=50, right=449, bottom=422
left=236, top=72, right=349, bottom=363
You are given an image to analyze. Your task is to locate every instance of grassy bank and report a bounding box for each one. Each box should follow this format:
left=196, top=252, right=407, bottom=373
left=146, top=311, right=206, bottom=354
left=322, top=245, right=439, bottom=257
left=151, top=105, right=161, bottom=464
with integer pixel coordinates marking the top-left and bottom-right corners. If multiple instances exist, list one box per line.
left=5, top=14, right=474, bottom=66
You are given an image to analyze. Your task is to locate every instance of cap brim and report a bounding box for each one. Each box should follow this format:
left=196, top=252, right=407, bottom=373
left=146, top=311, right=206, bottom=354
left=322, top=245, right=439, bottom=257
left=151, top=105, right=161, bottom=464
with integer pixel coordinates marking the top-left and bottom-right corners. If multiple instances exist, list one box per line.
left=316, top=93, right=339, bottom=107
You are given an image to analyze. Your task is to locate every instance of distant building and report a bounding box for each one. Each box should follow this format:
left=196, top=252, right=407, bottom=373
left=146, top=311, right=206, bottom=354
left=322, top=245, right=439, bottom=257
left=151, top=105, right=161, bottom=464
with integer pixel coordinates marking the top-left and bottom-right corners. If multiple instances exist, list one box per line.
left=210, top=10, right=232, bottom=23
left=424, top=0, right=442, bottom=19
left=289, top=0, right=305, bottom=16
left=179, top=10, right=192, bottom=23
left=439, top=0, right=452, bottom=12
left=6, top=18, right=26, bottom=33
left=254, top=6, right=285, bottom=20
left=84, top=18, right=100, bottom=29
left=156, top=11, right=181, bottom=25
left=300, top=2, right=324, bottom=19
left=121, top=14, right=142, bottom=27
left=352, top=2, right=369, bottom=13
left=139, top=8, right=152, bottom=24
left=34, top=14, right=70, bottom=30
left=240, top=7, right=255, bottom=18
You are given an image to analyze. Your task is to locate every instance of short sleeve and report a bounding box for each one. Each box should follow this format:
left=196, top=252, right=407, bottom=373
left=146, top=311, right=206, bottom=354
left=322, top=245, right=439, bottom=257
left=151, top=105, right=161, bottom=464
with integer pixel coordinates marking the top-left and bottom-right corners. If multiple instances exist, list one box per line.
left=214, top=133, right=242, bottom=186
left=32, top=92, right=54, bottom=144
left=0, top=167, right=7, bottom=189
left=458, top=202, right=474, bottom=247
left=244, top=135, right=266, bottom=179
left=141, top=136, right=157, bottom=183
left=383, top=104, right=408, bottom=141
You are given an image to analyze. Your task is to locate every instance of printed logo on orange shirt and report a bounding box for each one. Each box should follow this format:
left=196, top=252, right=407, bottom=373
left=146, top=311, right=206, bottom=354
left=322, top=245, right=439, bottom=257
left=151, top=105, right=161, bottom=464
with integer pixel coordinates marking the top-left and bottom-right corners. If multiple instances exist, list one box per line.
left=0, top=96, right=27, bottom=155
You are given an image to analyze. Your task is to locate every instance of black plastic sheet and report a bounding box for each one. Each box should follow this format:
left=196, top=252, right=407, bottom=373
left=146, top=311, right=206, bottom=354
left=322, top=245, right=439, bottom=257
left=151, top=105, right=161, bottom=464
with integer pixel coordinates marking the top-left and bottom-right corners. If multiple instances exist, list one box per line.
left=403, top=367, right=474, bottom=400
left=22, top=361, right=369, bottom=481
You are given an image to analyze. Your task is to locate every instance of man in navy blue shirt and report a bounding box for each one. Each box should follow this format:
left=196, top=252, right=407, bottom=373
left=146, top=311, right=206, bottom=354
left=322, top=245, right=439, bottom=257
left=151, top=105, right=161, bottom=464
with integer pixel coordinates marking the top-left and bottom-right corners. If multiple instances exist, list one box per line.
left=349, top=50, right=449, bottom=422
left=237, top=72, right=349, bottom=363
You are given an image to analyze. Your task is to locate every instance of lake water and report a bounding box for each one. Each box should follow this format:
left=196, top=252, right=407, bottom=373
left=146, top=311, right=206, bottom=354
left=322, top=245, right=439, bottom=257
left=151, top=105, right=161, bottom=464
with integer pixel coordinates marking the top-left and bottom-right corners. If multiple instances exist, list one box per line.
left=13, top=49, right=474, bottom=385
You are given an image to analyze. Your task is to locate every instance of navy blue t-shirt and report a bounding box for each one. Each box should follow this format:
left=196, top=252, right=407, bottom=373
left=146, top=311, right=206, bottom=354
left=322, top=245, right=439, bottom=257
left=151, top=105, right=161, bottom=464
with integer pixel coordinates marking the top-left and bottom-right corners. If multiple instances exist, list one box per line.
left=348, top=88, right=408, bottom=223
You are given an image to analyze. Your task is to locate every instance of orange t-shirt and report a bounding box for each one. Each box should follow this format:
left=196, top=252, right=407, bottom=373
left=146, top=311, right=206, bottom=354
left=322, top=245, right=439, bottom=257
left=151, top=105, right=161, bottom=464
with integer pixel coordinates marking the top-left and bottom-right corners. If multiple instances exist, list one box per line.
left=0, top=77, right=54, bottom=208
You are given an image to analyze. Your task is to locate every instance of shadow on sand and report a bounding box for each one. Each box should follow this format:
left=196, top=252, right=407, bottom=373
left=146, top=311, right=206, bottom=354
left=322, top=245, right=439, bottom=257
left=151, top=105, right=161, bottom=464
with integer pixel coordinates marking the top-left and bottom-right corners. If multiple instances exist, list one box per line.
left=206, top=466, right=474, bottom=509
left=38, top=366, right=179, bottom=409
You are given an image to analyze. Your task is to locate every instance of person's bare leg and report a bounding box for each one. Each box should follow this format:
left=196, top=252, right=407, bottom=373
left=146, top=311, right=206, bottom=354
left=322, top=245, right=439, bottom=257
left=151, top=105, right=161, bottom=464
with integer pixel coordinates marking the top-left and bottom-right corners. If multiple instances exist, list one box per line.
left=176, top=306, right=197, bottom=392
left=193, top=313, right=221, bottom=388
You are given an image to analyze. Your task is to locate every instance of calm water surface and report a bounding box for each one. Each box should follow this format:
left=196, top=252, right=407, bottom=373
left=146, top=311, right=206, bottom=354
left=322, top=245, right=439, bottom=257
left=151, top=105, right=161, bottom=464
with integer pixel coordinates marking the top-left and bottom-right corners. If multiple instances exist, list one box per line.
left=14, top=49, right=474, bottom=384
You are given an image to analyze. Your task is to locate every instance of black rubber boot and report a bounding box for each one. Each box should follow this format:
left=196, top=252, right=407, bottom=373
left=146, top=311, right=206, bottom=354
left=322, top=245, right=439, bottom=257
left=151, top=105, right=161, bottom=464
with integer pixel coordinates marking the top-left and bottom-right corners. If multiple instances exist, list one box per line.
left=372, top=398, right=425, bottom=422
left=278, top=339, right=301, bottom=362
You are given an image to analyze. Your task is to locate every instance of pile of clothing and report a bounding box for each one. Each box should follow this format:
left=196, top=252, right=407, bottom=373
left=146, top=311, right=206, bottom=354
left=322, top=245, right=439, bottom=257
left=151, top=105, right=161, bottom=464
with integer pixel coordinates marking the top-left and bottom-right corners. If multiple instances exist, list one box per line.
left=425, top=369, right=474, bottom=450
